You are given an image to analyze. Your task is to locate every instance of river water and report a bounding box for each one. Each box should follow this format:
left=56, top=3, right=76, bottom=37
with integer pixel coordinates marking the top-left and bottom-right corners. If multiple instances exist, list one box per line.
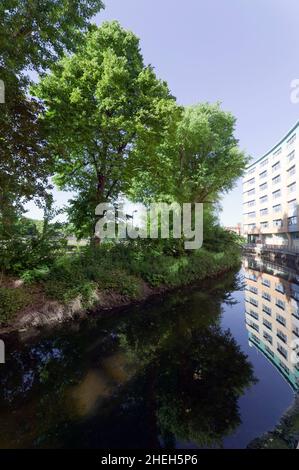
left=0, top=258, right=298, bottom=449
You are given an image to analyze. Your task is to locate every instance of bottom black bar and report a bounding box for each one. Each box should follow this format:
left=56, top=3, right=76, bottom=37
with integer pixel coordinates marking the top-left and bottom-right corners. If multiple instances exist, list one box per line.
left=0, top=449, right=297, bottom=467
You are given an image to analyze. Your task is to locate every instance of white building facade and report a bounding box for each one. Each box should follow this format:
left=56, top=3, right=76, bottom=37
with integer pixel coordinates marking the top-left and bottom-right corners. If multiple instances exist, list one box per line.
left=243, top=121, right=299, bottom=248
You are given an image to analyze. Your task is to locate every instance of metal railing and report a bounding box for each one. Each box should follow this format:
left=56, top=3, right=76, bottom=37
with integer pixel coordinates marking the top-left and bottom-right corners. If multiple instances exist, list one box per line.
left=243, top=243, right=299, bottom=255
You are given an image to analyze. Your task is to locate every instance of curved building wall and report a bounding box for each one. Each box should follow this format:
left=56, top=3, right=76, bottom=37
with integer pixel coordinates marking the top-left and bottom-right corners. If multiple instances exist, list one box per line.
left=243, top=121, right=299, bottom=247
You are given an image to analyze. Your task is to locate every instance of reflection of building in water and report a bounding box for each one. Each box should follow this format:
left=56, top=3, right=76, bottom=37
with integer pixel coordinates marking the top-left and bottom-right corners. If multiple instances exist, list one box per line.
left=244, top=258, right=299, bottom=391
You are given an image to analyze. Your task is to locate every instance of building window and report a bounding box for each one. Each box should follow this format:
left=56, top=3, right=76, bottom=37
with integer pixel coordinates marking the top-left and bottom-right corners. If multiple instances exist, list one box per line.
left=287, top=165, right=296, bottom=178
left=263, top=331, right=273, bottom=344
left=275, top=283, right=285, bottom=294
left=248, top=321, right=259, bottom=332
left=260, top=208, right=268, bottom=216
left=248, top=310, right=259, bottom=320
left=287, top=150, right=295, bottom=163
left=293, top=326, right=299, bottom=338
left=251, top=334, right=260, bottom=344
left=287, top=134, right=296, bottom=147
left=277, top=330, right=287, bottom=344
left=262, top=278, right=271, bottom=287
left=260, top=195, right=268, bottom=204
left=247, top=177, right=255, bottom=186
left=247, top=199, right=255, bottom=207
left=272, top=162, right=281, bottom=172
left=260, top=221, right=268, bottom=229
left=292, top=308, right=299, bottom=320
left=260, top=158, right=268, bottom=168
left=247, top=188, right=255, bottom=196
left=259, top=170, right=267, bottom=179
left=288, top=216, right=298, bottom=226
left=273, top=189, right=281, bottom=199
left=263, top=318, right=272, bottom=330
left=288, top=199, right=297, bottom=215
left=259, top=182, right=268, bottom=191
left=247, top=167, right=256, bottom=176
left=248, top=211, right=256, bottom=219
left=273, top=219, right=283, bottom=228
left=288, top=182, right=296, bottom=194
left=262, top=304, right=272, bottom=315
left=276, top=298, right=285, bottom=310
left=265, top=345, right=274, bottom=357
left=272, top=175, right=281, bottom=185
left=277, top=344, right=288, bottom=359
left=250, top=297, right=258, bottom=307
left=262, top=291, right=271, bottom=301
left=273, top=147, right=282, bottom=157
left=273, top=204, right=282, bottom=213
left=291, top=289, right=299, bottom=301
left=276, top=314, right=286, bottom=326
left=279, top=361, right=289, bottom=375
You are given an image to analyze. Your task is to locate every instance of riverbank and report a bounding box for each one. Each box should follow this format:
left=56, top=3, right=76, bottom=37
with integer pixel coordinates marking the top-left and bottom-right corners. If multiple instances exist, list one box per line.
left=247, top=395, right=299, bottom=449
left=0, top=243, right=242, bottom=335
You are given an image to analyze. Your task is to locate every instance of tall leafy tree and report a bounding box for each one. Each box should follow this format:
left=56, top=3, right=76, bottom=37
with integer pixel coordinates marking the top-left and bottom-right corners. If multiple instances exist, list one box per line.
left=175, top=103, right=249, bottom=203
left=0, top=71, right=51, bottom=231
left=131, top=102, right=249, bottom=204
left=129, top=103, right=249, bottom=250
left=34, top=21, right=180, bottom=237
left=0, top=0, right=105, bottom=240
left=0, top=0, right=105, bottom=73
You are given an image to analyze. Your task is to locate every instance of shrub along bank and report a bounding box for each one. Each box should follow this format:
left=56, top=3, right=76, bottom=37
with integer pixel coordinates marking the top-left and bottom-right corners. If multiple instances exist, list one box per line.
left=0, top=237, right=242, bottom=329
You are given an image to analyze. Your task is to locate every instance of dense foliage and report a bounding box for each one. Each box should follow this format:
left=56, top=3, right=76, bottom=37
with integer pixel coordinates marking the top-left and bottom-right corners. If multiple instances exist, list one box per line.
left=0, top=0, right=104, bottom=73
left=130, top=103, right=248, bottom=204
left=0, top=286, right=30, bottom=324
left=0, top=9, right=248, bottom=325
left=0, top=198, right=67, bottom=277
left=33, top=21, right=180, bottom=237
left=30, top=239, right=241, bottom=307
left=0, top=0, right=105, bottom=260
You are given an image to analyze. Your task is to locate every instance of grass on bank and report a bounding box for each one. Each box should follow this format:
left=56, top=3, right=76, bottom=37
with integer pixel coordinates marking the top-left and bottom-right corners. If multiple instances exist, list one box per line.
left=0, top=286, right=30, bottom=325
left=0, top=236, right=242, bottom=326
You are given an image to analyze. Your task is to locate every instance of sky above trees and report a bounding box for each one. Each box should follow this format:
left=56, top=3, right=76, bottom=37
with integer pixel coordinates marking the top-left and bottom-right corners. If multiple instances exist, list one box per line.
left=26, top=0, right=299, bottom=225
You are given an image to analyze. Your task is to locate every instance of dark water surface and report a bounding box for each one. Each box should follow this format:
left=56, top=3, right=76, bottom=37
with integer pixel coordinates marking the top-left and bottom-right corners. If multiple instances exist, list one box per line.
left=0, top=260, right=297, bottom=449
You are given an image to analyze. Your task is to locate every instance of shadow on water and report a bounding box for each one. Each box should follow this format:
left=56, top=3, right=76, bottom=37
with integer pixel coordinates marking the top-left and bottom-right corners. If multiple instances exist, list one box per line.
left=0, top=262, right=297, bottom=449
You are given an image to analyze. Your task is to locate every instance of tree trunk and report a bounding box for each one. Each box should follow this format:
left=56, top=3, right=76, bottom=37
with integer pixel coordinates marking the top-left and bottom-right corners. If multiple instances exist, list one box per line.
left=92, top=173, right=106, bottom=245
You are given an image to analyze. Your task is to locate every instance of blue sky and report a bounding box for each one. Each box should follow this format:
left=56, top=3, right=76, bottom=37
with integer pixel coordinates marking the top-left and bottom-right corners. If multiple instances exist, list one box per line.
left=26, top=0, right=299, bottom=225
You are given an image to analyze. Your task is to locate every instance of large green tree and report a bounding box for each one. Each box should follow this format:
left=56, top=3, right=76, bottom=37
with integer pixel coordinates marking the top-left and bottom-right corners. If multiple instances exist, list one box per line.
left=0, top=75, right=51, bottom=229
left=0, top=0, right=105, bottom=242
left=0, top=0, right=104, bottom=73
left=34, top=21, right=180, bottom=238
left=131, top=102, right=249, bottom=204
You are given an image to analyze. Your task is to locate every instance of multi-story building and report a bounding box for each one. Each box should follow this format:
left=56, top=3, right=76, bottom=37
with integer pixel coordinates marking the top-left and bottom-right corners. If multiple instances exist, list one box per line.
left=244, top=259, right=299, bottom=391
left=243, top=121, right=299, bottom=248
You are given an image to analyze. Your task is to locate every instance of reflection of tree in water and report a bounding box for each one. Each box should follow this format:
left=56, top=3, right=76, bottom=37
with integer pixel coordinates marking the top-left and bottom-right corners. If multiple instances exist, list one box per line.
left=0, top=270, right=256, bottom=448
left=116, top=277, right=256, bottom=448
left=155, top=326, right=255, bottom=447
left=0, top=335, right=87, bottom=448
